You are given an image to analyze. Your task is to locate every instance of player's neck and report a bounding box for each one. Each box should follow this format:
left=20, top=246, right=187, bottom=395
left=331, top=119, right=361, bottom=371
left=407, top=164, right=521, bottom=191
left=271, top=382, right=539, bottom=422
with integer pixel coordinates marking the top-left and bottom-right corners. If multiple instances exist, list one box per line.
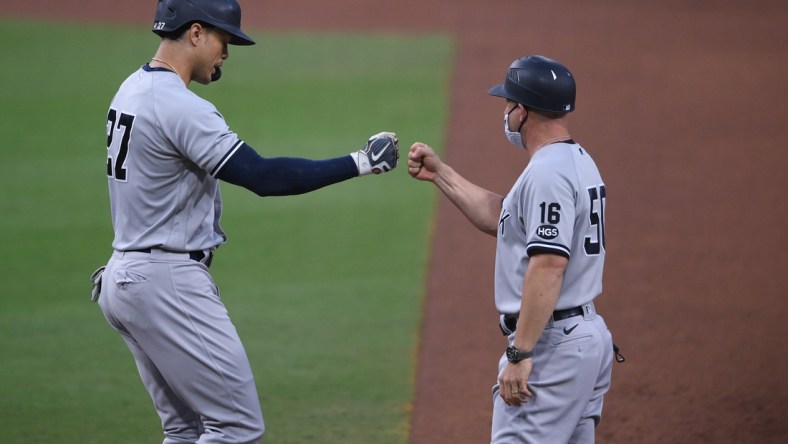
left=151, top=44, right=189, bottom=86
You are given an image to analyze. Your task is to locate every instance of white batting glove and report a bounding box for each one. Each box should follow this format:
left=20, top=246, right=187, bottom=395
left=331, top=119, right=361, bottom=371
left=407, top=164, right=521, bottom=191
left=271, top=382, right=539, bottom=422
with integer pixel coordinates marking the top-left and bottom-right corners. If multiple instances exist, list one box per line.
left=350, top=132, right=399, bottom=176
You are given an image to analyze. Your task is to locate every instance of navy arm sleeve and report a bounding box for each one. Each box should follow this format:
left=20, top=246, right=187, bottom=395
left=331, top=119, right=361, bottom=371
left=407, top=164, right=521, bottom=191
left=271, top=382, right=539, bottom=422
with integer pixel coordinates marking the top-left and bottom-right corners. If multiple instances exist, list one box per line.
left=215, top=143, right=359, bottom=196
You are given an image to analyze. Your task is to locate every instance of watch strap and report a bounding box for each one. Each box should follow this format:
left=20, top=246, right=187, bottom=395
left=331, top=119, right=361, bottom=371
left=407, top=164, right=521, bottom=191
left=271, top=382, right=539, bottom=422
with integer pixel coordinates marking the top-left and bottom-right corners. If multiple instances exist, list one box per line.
left=506, top=345, right=533, bottom=363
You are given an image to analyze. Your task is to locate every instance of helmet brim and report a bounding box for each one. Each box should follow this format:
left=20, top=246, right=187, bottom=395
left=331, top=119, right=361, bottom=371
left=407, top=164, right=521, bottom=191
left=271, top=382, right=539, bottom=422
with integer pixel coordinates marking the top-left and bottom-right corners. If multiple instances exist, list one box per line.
left=224, top=26, right=255, bottom=45
left=487, top=82, right=518, bottom=102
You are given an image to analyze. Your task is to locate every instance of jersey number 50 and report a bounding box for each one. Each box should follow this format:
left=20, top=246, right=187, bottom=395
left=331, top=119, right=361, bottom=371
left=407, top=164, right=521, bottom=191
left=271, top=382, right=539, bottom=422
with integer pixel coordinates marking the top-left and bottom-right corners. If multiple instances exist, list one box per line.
left=106, top=108, right=136, bottom=182
left=584, top=185, right=606, bottom=255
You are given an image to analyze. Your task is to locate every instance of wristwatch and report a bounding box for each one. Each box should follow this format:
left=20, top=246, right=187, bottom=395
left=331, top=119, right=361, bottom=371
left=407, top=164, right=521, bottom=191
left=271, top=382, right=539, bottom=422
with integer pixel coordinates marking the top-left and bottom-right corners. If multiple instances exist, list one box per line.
left=506, top=345, right=533, bottom=363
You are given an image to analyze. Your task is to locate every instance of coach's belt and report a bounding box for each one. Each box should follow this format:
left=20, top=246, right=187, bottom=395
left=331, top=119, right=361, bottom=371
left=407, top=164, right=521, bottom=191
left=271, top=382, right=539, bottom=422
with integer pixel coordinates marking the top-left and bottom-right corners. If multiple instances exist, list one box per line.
left=127, top=248, right=213, bottom=268
left=500, top=306, right=585, bottom=336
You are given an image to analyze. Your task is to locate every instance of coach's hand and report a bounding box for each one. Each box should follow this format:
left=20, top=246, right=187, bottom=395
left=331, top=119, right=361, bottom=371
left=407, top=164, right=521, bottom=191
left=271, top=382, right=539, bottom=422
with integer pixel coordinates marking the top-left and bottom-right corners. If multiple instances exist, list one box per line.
left=351, top=132, right=399, bottom=176
left=498, top=360, right=534, bottom=406
left=408, top=142, right=443, bottom=182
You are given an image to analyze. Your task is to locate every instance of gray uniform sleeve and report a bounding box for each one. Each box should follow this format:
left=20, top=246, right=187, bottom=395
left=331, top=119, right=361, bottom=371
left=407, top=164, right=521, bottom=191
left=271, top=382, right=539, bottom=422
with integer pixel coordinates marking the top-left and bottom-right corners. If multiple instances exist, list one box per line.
left=157, top=91, right=242, bottom=174
left=521, top=159, right=576, bottom=258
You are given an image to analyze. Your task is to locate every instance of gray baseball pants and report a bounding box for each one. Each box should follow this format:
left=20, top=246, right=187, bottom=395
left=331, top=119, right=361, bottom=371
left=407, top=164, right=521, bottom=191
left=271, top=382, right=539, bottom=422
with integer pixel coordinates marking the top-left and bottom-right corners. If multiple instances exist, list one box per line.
left=98, top=250, right=265, bottom=444
left=491, top=305, right=613, bottom=443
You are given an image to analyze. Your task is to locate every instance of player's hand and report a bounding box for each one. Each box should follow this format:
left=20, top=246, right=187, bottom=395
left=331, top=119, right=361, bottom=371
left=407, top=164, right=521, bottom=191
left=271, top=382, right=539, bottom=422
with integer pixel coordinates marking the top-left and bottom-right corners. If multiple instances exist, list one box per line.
left=351, top=132, right=399, bottom=176
left=497, top=359, right=534, bottom=406
left=408, top=142, right=442, bottom=182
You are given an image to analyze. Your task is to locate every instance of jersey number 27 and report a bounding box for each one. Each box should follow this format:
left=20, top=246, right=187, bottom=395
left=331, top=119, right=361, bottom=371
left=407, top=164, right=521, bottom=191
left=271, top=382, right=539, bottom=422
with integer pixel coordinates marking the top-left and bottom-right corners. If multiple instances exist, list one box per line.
left=106, top=108, right=135, bottom=182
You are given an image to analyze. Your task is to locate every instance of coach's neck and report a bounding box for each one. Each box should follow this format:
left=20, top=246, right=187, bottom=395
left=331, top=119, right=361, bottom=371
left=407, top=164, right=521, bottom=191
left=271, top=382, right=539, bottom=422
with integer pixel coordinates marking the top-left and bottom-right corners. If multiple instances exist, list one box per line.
left=524, top=113, right=571, bottom=156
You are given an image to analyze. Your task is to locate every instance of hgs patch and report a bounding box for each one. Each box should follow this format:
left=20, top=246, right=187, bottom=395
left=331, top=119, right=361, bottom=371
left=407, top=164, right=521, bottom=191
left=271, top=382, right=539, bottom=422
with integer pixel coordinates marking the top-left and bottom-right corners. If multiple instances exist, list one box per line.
left=536, top=225, right=559, bottom=240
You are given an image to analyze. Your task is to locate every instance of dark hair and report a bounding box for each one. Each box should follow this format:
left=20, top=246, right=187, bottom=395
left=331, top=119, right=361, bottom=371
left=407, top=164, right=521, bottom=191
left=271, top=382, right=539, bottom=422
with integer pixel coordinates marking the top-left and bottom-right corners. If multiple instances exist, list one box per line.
left=156, top=20, right=215, bottom=41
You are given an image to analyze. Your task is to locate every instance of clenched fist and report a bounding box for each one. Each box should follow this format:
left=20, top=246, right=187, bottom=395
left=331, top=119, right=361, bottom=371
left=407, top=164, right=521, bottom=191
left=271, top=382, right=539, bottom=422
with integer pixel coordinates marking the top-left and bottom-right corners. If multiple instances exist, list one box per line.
left=351, top=132, right=399, bottom=176
left=408, top=142, right=443, bottom=182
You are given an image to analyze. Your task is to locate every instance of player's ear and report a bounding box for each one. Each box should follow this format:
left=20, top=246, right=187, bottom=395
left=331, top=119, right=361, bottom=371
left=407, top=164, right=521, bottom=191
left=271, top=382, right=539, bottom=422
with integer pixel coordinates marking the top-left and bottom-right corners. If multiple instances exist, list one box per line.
left=187, top=22, right=204, bottom=47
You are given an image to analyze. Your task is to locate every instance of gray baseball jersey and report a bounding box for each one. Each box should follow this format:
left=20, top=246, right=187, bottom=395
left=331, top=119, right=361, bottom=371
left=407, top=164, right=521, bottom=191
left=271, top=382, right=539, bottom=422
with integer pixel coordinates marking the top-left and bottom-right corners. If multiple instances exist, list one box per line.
left=494, top=141, right=606, bottom=314
left=106, top=65, right=243, bottom=252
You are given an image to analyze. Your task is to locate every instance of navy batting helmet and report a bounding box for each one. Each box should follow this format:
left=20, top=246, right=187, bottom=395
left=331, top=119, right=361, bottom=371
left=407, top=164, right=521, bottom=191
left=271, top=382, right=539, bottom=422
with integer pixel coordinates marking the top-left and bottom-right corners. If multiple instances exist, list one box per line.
left=488, top=55, right=575, bottom=113
left=153, top=0, right=255, bottom=46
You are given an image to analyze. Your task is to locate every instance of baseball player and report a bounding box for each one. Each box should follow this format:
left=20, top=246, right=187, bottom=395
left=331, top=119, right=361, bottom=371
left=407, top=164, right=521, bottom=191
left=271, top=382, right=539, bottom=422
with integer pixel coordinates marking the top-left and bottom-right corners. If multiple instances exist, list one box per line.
left=90, top=1, right=398, bottom=443
left=408, top=55, right=615, bottom=443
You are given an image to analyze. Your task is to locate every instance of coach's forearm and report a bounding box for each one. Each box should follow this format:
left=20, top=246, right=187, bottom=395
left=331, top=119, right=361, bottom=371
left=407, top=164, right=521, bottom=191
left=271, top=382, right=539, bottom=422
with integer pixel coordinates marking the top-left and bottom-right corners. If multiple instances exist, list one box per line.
left=433, top=164, right=503, bottom=236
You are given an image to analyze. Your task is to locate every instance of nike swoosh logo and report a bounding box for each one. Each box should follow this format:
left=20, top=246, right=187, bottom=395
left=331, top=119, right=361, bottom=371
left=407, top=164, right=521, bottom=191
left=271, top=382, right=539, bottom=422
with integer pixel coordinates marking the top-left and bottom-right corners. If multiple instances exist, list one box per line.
left=370, top=141, right=390, bottom=161
left=563, top=324, right=579, bottom=335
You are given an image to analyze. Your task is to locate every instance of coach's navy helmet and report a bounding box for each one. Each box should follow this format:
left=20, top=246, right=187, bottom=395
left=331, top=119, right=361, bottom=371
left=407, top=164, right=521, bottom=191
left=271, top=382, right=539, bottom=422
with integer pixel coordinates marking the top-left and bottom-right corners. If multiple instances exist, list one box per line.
left=153, top=0, right=255, bottom=46
left=488, top=55, right=575, bottom=113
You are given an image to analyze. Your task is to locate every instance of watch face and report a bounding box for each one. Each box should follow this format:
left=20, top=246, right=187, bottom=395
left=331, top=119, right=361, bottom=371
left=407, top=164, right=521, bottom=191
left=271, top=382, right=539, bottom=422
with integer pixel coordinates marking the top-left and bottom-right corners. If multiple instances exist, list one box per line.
left=506, top=346, right=517, bottom=361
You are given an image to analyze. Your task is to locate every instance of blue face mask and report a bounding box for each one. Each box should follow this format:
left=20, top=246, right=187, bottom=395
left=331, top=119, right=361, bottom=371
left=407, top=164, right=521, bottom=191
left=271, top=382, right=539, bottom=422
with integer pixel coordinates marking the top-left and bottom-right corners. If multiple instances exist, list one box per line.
left=504, top=106, right=526, bottom=149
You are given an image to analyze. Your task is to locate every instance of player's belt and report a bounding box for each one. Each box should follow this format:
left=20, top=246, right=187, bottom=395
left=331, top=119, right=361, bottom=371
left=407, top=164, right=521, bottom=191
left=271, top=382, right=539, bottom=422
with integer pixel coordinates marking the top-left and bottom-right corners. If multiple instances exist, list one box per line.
left=127, top=248, right=213, bottom=268
left=500, top=306, right=585, bottom=336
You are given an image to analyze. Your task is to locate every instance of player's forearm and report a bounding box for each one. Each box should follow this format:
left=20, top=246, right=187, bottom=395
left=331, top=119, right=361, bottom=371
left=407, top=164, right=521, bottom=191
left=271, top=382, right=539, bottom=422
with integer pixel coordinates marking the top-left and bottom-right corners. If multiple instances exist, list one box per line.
left=433, top=164, right=503, bottom=236
left=216, top=143, right=358, bottom=196
left=513, top=254, right=568, bottom=351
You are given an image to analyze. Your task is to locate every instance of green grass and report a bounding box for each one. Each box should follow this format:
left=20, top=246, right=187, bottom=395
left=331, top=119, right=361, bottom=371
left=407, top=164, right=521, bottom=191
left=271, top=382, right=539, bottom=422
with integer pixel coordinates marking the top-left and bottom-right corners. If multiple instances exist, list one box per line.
left=0, top=19, right=453, bottom=443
